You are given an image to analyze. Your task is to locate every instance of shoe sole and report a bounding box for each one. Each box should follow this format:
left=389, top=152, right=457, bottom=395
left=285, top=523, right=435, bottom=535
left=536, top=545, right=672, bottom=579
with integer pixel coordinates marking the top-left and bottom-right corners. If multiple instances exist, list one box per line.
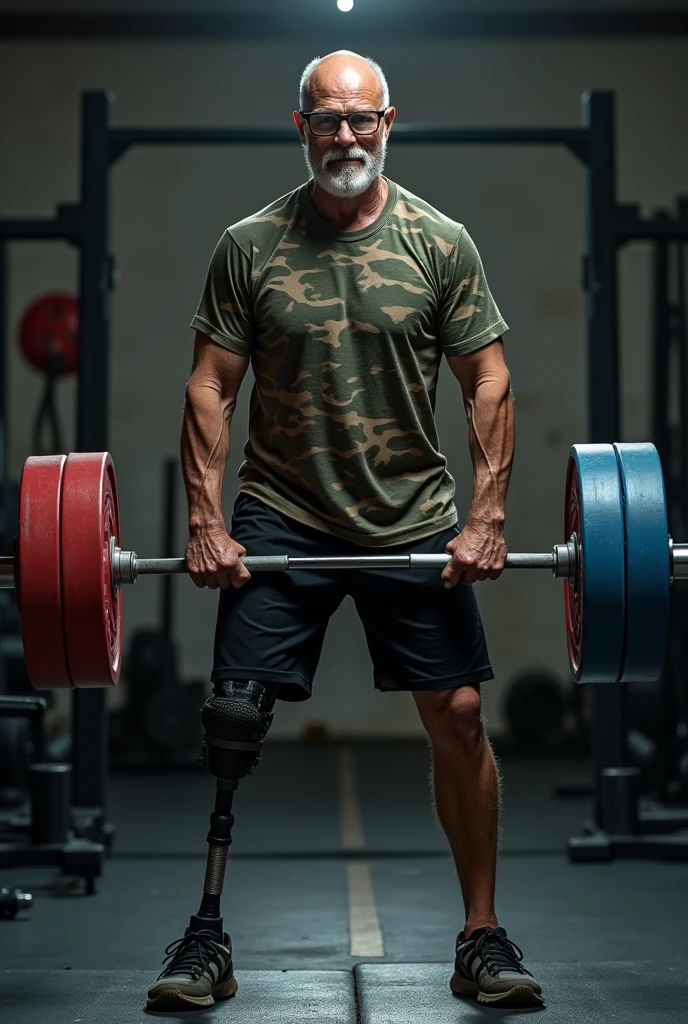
left=451, top=971, right=544, bottom=1008
left=146, top=975, right=238, bottom=1011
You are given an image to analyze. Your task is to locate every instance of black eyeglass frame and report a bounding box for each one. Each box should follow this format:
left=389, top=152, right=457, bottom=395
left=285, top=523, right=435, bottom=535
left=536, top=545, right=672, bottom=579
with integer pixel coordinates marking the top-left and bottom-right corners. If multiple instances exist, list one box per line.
left=298, top=109, right=388, bottom=137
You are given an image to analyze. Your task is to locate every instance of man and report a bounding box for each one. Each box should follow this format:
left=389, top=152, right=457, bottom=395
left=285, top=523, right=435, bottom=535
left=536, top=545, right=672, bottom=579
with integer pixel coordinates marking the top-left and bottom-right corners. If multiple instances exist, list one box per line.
left=147, top=50, right=543, bottom=1011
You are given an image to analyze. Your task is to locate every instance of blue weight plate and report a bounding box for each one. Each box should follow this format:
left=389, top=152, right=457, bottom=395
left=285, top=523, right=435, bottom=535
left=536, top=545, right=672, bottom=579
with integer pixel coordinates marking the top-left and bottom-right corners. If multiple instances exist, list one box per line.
left=565, top=444, right=626, bottom=683
left=613, top=443, right=670, bottom=683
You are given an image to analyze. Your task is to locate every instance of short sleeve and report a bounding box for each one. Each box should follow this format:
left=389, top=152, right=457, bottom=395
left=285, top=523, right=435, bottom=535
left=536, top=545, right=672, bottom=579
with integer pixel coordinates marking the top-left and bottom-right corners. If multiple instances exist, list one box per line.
left=190, top=230, right=255, bottom=356
left=438, top=227, right=508, bottom=356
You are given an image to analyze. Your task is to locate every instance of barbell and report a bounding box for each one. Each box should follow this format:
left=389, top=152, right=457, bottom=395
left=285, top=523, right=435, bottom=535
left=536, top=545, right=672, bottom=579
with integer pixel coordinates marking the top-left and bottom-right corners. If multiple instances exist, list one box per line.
left=3, top=442, right=685, bottom=693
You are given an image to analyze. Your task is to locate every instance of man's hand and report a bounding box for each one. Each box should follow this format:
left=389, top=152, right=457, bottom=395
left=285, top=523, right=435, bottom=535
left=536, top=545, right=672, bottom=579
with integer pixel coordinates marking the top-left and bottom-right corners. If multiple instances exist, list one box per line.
left=185, top=524, right=251, bottom=590
left=442, top=522, right=507, bottom=587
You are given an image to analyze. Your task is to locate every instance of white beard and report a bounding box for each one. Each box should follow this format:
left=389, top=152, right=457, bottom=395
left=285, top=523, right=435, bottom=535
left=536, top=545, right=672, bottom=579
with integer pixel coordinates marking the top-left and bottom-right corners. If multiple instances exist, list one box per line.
left=303, top=136, right=387, bottom=198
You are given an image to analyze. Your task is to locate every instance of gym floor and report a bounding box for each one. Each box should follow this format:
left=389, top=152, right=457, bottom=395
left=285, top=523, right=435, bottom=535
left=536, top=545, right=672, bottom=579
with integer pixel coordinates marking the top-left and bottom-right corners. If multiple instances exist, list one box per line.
left=1, top=742, right=687, bottom=1021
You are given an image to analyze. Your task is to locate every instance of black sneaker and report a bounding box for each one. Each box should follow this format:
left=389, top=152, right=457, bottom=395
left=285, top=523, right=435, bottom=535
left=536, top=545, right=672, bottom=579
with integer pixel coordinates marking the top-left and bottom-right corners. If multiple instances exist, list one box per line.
left=146, top=929, right=238, bottom=1011
left=451, top=926, right=544, bottom=1007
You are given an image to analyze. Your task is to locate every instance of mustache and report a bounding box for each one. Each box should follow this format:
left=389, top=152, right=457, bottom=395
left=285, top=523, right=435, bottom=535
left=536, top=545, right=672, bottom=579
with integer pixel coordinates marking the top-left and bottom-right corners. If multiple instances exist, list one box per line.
left=321, top=146, right=372, bottom=170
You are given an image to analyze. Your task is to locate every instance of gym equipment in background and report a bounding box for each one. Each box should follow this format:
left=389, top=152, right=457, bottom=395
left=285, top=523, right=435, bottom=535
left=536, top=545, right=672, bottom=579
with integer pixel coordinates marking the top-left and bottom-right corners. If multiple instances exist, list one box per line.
left=0, top=887, right=32, bottom=920
left=110, top=458, right=204, bottom=764
left=0, top=695, right=103, bottom=894
left=18, top=293, right=78, bottom=457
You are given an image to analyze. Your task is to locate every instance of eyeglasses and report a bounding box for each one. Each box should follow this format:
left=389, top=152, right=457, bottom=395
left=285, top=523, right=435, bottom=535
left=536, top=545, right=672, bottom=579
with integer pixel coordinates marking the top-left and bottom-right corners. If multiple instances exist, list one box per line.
left=299, top=109, right=387, bottom=137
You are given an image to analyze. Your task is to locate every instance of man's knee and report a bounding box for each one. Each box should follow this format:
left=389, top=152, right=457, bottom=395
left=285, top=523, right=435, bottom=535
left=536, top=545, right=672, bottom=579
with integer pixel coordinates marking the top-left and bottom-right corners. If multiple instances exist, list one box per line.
left=414, top=684, right=484, bottom=754
left=199, top=679, right=277, bottom=781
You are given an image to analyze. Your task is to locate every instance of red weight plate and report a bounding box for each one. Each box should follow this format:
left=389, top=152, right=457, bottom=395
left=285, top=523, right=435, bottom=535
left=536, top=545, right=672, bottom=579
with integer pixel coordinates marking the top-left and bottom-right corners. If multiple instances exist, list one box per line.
left=17, top=455, right=73, bottom=690
left=61, top=452, right=123, bottom=687
left=564, top=459, right=583, bottom=678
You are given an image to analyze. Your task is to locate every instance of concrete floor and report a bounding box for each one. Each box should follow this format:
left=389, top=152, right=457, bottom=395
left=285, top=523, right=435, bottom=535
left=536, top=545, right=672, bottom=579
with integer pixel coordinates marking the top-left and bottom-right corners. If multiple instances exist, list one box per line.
left=1, top=743, right=687, bottom=1020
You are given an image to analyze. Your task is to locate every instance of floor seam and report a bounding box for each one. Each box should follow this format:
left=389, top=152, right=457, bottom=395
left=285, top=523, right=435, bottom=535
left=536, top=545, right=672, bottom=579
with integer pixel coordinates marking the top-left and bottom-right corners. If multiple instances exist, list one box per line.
left=352, top=965, right=362, bottom=1024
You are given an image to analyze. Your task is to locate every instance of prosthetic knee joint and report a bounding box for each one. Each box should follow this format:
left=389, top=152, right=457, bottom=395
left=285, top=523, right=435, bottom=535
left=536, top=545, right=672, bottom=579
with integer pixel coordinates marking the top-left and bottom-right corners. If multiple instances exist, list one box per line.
left=189, top=680, right=276, bottom=937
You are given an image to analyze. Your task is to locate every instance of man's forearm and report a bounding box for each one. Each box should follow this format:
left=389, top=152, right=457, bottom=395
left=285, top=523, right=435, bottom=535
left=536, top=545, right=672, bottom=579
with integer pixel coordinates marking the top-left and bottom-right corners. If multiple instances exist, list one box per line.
left=181, top=380, right=236, bottom=533
left=463, top=375, right=514, bottom=529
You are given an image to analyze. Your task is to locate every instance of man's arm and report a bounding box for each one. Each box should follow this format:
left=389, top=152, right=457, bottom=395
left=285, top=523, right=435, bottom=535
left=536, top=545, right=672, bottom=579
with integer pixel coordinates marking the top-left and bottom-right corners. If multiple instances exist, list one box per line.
left=442, top=339, right=515, bottom=586
left=181, top=330, right=251, bottom=589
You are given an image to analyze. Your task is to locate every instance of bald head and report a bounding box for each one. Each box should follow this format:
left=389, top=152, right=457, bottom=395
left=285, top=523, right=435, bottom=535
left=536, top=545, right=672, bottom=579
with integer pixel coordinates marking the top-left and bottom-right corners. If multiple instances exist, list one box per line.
left=299, top=51, right=389, bottom=112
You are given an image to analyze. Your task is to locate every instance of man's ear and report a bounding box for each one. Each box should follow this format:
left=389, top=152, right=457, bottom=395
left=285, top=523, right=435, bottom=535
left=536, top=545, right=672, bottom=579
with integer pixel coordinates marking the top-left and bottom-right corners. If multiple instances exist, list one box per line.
left=293, top=110, right=307, bottom=144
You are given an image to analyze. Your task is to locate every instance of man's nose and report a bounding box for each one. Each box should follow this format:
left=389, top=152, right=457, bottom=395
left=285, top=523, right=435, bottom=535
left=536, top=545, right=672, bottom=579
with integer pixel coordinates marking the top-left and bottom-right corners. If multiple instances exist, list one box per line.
left=334, top=120, right=357, bottom=146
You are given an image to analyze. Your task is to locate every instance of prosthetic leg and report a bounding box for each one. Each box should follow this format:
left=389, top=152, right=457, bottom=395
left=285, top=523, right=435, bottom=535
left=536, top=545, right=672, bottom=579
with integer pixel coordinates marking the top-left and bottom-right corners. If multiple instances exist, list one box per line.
left=147, top=679, right=277, bottom=1010
left=187, top=679, right=276, bottom=937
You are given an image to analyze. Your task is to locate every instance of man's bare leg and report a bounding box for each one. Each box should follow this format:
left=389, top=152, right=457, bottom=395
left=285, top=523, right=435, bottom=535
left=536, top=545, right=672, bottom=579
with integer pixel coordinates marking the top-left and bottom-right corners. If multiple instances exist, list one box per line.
left=414, top=685, right=500, bottom=937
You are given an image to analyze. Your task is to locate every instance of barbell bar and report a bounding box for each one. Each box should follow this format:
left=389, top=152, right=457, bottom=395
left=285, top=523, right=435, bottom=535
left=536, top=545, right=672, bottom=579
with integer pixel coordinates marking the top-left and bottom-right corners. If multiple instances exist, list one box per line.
left=6, top=441, right=686, bottom=693
left=8, top=538, right=688, bottom=581
left=110, top=546, right=571, bottom=583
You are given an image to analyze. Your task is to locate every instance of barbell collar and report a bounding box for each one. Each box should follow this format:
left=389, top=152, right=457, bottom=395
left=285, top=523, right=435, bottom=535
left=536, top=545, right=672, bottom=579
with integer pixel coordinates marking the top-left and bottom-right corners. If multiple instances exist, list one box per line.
left=670, top=540, right=688, bottom=579
left=110, top=542, right=138, bottom=588
left=553, top=537, right=578, bottom=581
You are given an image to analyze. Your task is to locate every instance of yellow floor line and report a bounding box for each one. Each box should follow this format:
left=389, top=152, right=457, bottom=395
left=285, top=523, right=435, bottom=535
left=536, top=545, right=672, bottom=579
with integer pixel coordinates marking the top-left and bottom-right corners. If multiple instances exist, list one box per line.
left=347, top=862, right=385, bottom=958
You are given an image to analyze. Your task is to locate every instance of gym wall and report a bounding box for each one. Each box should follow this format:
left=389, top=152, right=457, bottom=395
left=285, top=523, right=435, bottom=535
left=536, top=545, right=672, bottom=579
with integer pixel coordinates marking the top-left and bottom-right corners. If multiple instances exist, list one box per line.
left=0, top=29, right=686, bottom=737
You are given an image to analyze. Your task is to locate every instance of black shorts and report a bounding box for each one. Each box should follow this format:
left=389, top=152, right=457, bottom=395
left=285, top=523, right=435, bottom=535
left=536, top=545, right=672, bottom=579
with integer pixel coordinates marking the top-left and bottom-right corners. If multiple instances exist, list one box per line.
left=212, top=494, right=494, bottom=702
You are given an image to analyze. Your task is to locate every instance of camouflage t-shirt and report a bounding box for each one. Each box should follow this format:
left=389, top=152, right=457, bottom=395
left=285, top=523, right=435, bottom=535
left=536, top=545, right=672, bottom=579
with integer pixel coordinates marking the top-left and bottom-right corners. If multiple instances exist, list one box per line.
left=190, top=178, right=508, bottom=547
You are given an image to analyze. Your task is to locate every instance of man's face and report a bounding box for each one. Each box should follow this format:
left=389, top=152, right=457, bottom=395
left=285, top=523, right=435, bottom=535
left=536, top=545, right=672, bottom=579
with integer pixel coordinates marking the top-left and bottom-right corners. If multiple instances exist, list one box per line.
left=296, top=65, right=394, bottom=198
